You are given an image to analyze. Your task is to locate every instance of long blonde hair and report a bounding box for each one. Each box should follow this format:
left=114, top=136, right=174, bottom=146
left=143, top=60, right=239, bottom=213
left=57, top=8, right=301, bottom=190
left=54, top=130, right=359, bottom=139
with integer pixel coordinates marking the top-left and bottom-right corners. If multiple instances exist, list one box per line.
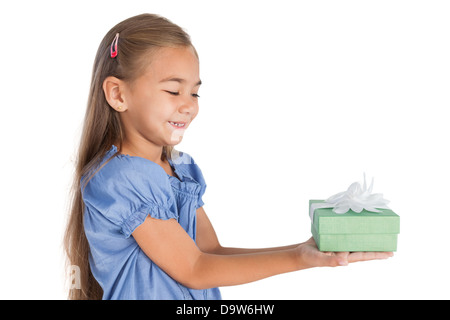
left=64, top=13, right=195, bottom=300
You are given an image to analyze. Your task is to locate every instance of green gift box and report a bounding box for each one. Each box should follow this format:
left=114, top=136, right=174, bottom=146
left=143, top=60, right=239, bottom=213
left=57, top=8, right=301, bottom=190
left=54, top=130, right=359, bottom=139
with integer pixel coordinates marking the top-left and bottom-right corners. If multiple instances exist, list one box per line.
left=310, top=200, right=400, bottom=252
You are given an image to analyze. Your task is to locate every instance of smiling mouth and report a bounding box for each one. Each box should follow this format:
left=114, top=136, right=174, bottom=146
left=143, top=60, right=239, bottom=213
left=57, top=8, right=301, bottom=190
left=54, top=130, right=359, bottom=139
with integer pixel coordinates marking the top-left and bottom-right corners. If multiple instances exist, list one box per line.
left=168, top=121, right=186, bottom=129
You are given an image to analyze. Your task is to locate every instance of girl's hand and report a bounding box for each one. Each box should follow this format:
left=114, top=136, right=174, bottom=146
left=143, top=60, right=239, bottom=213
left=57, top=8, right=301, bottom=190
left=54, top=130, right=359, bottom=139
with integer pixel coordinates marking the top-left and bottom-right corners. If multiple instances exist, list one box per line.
left=296, top=237, right=394, bottom=269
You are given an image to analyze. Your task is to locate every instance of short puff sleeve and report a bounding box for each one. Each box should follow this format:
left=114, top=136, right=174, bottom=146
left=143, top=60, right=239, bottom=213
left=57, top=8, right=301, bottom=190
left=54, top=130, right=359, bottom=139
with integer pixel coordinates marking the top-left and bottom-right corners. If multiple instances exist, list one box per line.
left=82, top=156, right=178, bottom=238
left=171, top=151, right=207, bottom=209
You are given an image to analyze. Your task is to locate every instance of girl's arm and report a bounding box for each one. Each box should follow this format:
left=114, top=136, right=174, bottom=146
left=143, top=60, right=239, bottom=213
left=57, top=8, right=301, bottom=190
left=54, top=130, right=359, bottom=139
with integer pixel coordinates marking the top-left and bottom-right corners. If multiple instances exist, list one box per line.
left=195, top=208, right=393, bottom=261
left=132, top=212, right=393, bottom=290
left=133, top=216, right=303, bottom=290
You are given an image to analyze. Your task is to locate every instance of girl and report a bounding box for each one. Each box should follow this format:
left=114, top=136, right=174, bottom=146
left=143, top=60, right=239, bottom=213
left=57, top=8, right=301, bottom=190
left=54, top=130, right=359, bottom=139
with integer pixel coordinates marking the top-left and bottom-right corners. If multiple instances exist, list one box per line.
left=64, top=13, right=393, bottom=300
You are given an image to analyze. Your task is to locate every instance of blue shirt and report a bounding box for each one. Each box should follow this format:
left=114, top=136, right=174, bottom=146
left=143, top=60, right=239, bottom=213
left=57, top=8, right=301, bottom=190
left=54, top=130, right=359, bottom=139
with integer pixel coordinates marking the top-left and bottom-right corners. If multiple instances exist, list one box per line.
left=81, top=145, right=222, bottom=300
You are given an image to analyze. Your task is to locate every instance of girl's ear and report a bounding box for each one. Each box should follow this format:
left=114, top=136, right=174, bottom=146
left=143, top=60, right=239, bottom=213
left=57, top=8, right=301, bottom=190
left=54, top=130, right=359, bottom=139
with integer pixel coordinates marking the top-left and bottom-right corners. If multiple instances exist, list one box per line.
left=103, top=76, right=128, bottom=112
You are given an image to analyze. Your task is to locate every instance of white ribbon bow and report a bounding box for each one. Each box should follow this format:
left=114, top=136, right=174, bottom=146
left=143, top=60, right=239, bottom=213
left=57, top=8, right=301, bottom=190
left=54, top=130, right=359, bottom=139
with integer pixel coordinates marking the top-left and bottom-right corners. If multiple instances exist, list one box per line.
left=309, top=174, right=390, bottom=221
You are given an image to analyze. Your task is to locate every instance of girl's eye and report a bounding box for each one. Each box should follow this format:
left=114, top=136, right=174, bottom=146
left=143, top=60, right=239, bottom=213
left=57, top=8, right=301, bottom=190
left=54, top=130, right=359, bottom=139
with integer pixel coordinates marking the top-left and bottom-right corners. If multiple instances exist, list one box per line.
left=165, top=91, right=199, bottom=98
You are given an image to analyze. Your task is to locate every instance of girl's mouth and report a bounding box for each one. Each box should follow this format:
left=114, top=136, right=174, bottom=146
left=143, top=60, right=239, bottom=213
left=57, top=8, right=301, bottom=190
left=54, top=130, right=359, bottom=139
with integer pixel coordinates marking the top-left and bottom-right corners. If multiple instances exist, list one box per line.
left=168, top=121, right=186, bottom=129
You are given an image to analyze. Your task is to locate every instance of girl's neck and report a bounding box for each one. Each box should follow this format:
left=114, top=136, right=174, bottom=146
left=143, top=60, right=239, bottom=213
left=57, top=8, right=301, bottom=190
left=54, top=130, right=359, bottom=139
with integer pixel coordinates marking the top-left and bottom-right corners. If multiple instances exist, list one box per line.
left=119, top=139, right=166, bottom=166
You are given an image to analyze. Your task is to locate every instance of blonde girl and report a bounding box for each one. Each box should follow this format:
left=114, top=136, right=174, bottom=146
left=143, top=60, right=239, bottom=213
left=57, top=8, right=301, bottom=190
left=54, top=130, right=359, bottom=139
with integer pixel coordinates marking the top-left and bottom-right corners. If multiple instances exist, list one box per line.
left=64, top=13, right=392, bottom=300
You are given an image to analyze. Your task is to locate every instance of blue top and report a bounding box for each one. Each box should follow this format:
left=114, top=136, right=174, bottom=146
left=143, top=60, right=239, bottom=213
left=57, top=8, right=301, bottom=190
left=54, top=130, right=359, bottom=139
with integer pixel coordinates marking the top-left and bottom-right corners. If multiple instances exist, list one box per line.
left=81, top=145, right=222, bottom=300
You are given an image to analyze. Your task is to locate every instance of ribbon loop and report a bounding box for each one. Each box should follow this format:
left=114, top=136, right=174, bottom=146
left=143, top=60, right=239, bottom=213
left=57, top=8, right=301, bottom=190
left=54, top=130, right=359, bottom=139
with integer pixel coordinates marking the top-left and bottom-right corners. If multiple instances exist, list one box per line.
left=309, top=174, right=390, bottom=221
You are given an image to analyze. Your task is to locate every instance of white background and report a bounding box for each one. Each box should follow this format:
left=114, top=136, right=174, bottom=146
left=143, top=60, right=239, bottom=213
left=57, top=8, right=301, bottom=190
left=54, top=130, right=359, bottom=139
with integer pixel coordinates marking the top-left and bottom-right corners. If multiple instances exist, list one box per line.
left=0, top=0, right=449, bottom=299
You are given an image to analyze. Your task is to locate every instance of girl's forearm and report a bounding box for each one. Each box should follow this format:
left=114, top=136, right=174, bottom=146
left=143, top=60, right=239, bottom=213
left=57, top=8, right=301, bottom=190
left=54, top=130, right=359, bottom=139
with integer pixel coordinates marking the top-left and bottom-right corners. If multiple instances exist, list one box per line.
left=186, top=247, right=302, bottom=290
left=213, top=243, right=301, bottom=255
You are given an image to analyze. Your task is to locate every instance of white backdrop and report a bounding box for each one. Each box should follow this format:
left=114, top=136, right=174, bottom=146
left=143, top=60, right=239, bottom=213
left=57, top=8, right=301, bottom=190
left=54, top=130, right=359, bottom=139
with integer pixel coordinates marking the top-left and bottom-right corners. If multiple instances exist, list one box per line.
left=0, top=0, right=449, bottom=299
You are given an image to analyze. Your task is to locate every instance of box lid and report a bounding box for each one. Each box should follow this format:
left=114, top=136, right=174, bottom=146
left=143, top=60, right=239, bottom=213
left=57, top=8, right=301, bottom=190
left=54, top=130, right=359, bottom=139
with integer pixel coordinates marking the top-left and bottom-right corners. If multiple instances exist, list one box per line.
left=310, top=200, right=400, bottom=235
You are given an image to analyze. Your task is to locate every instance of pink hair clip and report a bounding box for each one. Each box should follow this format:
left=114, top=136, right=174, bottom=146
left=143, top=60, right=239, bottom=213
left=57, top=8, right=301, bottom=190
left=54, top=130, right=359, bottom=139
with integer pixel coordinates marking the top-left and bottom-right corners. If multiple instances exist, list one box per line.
left=110, top=33, right=119, bottom=58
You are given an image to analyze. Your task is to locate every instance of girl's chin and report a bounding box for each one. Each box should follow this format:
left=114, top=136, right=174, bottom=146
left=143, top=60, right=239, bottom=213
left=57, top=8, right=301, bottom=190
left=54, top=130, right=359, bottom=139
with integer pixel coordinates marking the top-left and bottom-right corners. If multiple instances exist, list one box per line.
left=169, top=129, right=186, bottom=144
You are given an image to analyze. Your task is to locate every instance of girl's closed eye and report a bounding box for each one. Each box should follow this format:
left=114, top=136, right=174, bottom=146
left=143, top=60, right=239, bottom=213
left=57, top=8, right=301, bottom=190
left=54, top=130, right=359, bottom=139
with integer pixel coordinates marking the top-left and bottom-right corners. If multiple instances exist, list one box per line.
left=165, top=90, right=200, bottom=98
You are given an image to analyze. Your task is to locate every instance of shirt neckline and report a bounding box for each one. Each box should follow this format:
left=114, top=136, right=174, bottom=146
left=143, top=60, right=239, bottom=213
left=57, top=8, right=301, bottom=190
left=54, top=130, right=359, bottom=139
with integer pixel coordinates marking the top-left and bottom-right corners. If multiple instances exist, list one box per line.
left=110, top=144, right=183, bottom=182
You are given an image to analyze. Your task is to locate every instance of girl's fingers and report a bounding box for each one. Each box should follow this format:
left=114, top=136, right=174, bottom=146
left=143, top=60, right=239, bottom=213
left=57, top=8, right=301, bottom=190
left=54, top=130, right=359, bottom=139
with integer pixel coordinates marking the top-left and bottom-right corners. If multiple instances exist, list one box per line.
left=347, top=251, right=394, bottom=263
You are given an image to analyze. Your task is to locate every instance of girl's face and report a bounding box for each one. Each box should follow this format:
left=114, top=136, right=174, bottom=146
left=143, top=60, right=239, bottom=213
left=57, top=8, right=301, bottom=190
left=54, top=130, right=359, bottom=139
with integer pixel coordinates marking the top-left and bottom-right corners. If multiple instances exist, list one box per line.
left=121, top=46, right=201, bottom=149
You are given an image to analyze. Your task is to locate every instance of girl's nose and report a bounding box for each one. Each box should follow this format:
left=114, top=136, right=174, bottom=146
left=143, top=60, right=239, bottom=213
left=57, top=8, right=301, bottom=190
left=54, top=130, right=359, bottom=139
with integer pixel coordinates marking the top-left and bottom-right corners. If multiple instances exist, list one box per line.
left=179, top=96, right=198, bottom=115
